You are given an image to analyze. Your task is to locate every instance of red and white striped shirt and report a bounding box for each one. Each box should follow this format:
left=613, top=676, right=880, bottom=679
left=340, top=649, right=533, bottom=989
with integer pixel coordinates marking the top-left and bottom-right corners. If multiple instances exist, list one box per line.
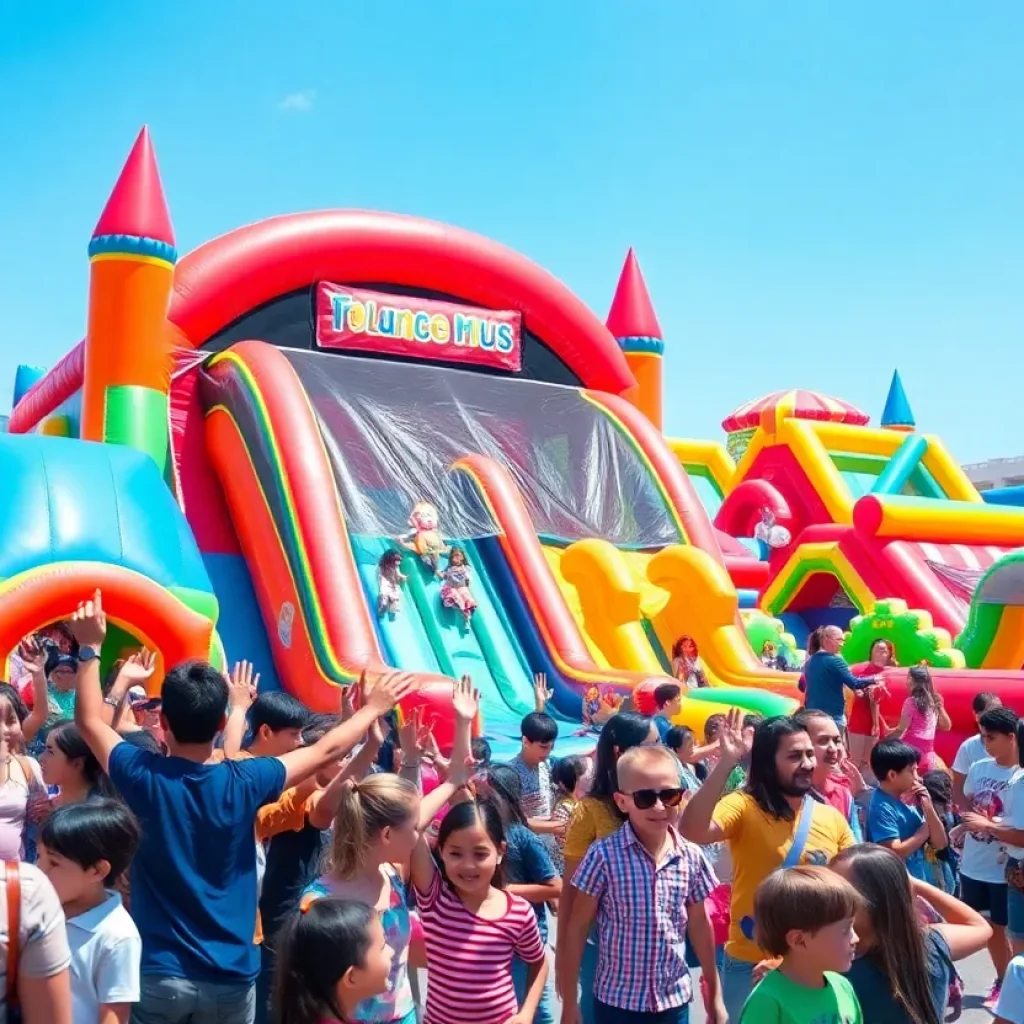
left=415, top=869, right=545, bottom=1024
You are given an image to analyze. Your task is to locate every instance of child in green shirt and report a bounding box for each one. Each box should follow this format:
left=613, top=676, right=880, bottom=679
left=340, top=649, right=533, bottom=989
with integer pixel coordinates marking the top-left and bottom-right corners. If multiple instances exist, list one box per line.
left=740, top=865, right=864, bottom=1024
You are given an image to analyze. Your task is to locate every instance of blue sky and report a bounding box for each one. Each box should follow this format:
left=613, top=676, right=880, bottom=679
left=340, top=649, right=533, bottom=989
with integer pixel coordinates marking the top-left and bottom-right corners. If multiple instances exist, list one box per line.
left=2, top=2, right=1023, bottom=463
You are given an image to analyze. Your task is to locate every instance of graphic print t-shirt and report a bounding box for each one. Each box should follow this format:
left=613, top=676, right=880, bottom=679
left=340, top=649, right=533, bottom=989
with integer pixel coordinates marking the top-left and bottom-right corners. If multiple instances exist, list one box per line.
left=962, top=757, right=1018, bottom=883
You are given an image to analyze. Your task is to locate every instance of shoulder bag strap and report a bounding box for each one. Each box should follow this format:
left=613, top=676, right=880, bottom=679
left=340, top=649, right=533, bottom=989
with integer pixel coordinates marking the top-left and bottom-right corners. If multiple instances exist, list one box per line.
left=5, top=860, right=20, bottom=1010
left=782, top=794, right=816, bottom=869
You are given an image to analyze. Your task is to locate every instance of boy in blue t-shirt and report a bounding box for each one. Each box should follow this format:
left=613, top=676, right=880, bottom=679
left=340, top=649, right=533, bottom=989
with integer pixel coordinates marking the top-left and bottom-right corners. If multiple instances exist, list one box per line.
left=66, top=589, right=415, bottom=1024
left=866, top=739, right=950, bottom=882
left=652, top=683, right=683, bottom=741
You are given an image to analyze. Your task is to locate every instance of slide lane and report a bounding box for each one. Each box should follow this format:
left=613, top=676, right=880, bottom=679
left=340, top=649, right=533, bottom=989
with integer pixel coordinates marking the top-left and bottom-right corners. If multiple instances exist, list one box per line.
left=352, top=533, right=538, bottom=754
left=449, top=455, right=745, bottom=733
left=200, top=341, right=455, bottom=717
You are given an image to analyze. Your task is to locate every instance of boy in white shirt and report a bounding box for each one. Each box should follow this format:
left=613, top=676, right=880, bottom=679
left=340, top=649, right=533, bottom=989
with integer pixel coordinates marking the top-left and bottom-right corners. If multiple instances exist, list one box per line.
left=952, top=692, right=1002, bottom=807
left=37, top=799, right=142, bottom=1023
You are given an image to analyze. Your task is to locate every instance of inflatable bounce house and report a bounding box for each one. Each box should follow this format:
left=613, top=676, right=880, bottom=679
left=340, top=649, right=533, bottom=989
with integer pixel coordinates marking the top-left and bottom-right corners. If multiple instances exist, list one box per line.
left=8, top=127, right=1024, bottom=757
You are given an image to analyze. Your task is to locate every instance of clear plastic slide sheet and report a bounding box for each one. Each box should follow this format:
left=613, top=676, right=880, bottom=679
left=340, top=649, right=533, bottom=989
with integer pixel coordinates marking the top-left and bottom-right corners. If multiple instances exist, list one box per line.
left=284, top=349, right=679, bottom=548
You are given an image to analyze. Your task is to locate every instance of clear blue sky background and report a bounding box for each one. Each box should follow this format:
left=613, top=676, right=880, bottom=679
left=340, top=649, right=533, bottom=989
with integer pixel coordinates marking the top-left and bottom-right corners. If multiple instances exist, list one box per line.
left=2, top=2, right=1022, bottom=463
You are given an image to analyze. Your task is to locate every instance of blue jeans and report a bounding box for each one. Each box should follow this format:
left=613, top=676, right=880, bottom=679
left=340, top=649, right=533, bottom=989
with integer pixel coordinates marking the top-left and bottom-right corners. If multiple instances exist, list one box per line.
left=1007, top=857, right=1024, bottom=941
left=512, top=954, right=554, bottom=1024
left=721, top=954, right=756, bottom=1023
left=131, top=977, right=256, bottom=1024
left=593, top=1000, right=689, bottom=1023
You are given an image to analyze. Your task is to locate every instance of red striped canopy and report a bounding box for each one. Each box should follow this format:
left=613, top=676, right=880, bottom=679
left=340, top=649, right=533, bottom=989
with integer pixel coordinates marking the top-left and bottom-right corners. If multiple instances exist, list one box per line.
left=722, top=390, right=869, bottom=433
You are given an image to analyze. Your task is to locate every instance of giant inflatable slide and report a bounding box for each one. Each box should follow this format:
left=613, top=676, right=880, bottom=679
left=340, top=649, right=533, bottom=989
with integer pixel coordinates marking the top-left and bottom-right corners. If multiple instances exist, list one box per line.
left=5, top=128, right=1022, bottom=758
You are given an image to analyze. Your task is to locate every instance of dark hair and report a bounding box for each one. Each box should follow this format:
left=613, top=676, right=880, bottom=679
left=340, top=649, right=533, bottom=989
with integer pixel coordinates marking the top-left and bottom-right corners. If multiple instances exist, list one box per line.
left=590, top=712, right=653, bottom=803
left=664, top=725, right=694, bottom=752
left=378, top=549, right=402, bottom=571
left=471, top=737, right=492, bottom=766
left=249, top=692, right=310, bottom=736
left=791, top=707, right=835, bottom=731
left=273, top=898, right=377, bottom=1024
left=40, top=799, right=140, bottom=885
left=48, top=721, right=115, bottom=797
left=653, top=683, right=682, bottom=709
left=922, top=769, right=951, bottom=808
left=703, top=713, right=725, bottom=743
left=832, top=844, right=940, bottom=1024
left=979, top=707, right=1018, bottom=737
left=0, top=683, right=29, bottom=724
left=435, top=799, right=506, bottom=889
left=671, top=635, right=698, bottom=660
left=520, top=712, right=557, bottom=745
left=480, top=764, right=527, bottom=827
left=754, top=865, right=860, bottom=956
left=973, top=691, right=1001, bottom=715
left=303, top=714, right=341, bottom=746
left=745, top=716, right=810, bottom=821
left=447, top=545, right=467, bottom=565
left=121, top=728, right=164, bottom=755
left=742, top=712, right=764, bottom=731
left=806, top=626, right=824, bottom=656
left=161, top=661, right=228, bottom=744
left=907, top=665, right=940, bottom=716
left=551, top=755, right=588, bottom=796
left=870, top=738, right=920, bottom=781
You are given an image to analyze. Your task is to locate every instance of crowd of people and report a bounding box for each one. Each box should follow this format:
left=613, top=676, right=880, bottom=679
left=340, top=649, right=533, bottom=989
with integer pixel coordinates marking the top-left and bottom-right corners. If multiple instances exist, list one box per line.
left=2, top=598, right=1024, bottom=1022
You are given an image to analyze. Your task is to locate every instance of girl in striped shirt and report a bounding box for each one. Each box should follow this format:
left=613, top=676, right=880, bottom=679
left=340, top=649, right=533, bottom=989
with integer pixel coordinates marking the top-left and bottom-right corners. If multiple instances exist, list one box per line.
left=411, top=799, right=549, bottom=1024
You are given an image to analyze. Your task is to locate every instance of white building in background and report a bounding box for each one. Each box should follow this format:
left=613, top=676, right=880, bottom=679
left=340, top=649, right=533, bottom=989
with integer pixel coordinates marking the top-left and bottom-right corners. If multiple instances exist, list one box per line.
left=964, top=456, right=1024, bottom=493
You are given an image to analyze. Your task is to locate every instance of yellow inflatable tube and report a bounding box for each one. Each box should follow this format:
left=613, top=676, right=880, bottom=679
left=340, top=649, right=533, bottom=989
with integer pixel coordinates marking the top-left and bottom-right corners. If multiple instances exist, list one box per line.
left=647, top=545, right=800, bottom=693
left=560, top=539, right=800, bottom=695
left=558, top=539, right=738, bottom=733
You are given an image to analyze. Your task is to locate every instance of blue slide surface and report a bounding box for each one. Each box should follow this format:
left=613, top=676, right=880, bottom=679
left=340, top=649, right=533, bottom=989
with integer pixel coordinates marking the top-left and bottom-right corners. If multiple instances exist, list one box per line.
left=350, top=533, right=540, bottom=757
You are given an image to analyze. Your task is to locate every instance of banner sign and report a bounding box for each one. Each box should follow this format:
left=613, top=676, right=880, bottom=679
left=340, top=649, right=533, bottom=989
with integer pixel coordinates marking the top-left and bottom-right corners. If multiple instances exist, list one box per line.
left=316, top=283, right=522, bottom=372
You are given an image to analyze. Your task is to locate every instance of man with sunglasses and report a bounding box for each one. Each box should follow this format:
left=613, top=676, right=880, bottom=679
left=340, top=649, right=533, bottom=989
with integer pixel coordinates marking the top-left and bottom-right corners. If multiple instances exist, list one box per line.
left=560, top=745, right=726, bottom=1024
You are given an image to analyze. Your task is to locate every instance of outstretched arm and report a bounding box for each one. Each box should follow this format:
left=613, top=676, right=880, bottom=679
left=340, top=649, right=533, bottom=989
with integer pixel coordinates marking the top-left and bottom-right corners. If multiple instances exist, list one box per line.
left=69, top=592, right=123, bottom=772
left=410, top=677, right=477, bottom=893
left=276, top=671, right=416, bottom=789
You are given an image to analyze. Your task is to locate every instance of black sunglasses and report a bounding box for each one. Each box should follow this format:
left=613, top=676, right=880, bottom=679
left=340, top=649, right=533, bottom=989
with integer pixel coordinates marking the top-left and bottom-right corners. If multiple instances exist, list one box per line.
left=620, top=787, right=684, bottom=810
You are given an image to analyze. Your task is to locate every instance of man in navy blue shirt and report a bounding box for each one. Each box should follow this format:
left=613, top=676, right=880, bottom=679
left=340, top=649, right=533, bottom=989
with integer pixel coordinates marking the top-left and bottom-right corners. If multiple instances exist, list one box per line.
left=70, top=590, right=414, bottom=1024
left=802, top=625, right=870, bottom=727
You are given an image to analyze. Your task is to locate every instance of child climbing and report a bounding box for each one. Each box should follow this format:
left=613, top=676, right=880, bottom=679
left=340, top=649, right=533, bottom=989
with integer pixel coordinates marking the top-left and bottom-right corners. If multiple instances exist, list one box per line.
left=440, top=547, right=477, bottom=624
left=377, top=550, right=408, bottom=617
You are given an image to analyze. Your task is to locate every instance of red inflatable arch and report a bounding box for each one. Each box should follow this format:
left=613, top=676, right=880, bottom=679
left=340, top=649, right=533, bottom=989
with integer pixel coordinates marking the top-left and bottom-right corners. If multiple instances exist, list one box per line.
left=11, top=211, right=637, bottom=433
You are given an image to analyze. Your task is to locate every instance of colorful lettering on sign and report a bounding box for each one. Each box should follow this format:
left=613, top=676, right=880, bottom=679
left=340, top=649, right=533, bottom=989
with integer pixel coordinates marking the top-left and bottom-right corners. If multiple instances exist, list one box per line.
left=315, top=283, right=522, bottom=372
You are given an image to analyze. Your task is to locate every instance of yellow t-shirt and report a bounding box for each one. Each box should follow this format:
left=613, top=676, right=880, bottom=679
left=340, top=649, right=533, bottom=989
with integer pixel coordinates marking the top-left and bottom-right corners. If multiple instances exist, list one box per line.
left=712, top=792, right=855, bottom=963
left=562, top=797, right=623, bottom=864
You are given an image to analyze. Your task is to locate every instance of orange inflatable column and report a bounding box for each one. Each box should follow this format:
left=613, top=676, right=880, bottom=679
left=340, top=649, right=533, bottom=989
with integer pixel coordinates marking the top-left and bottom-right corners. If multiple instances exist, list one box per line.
left=606, top=248, right=664, bottom=430
left=81, top=127, right=177, bottom=475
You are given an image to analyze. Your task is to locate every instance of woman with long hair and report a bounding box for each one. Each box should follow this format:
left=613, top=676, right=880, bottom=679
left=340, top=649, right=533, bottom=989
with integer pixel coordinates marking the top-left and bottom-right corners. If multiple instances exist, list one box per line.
left=890, top=666, right=952, bottom=772
left=40, top=721, right=115, bottom=807
left=555, top=712, right=656, bottom=1023
left=847, top=638, right=895, bottom=775
left=670, top=635, right=708, bottom=689
left=831, top=843, right=990, bottom=1023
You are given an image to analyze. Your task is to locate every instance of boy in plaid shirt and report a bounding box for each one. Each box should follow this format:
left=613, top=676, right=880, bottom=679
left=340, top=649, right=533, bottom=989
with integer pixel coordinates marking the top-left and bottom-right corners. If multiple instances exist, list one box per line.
left=560, top=745, right=726, bottom=1023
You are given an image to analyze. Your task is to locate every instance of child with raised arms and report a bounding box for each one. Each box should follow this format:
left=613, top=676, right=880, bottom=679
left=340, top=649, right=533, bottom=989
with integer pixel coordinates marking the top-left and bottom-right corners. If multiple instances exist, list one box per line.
left=410, top=683, right=548, bottom=1024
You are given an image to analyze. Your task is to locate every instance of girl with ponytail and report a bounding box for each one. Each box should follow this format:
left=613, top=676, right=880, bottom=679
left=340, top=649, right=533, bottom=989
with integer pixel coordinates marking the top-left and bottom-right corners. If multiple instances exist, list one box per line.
left=300, top=731, right=462, bottom=1022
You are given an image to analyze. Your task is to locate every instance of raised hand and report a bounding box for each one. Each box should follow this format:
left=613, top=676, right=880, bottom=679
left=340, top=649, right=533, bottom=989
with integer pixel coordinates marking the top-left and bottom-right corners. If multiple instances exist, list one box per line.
left=398, top=705, right=432, bottom=761
left=838, top=757, right=869, bottom=796
left=533, top=672, right=554, bottom=707
left=226, top=660, right=259, bottom=710
left=17, top=636, right=47, bottom=676
left=453, top=674, right=480, bottom=723
left=718, top=706, right=751, bottom=764
left=119, top=648, right=157, bottom=684
left=70, top=590, right=107, bottom=648
left=340, top=684, right=357, bottom=722
left=365, top=670, right=417, bottom=715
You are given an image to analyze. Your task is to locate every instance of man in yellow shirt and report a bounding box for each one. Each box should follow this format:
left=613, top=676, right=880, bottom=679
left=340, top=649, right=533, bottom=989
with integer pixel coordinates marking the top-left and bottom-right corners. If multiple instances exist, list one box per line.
left=680, top=707, right=855, bottom=1021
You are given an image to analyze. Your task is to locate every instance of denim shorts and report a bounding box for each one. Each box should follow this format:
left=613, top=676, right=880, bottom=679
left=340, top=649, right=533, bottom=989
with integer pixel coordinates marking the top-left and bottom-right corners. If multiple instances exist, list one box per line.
left=1006, top=857, right=1024, bottom=938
